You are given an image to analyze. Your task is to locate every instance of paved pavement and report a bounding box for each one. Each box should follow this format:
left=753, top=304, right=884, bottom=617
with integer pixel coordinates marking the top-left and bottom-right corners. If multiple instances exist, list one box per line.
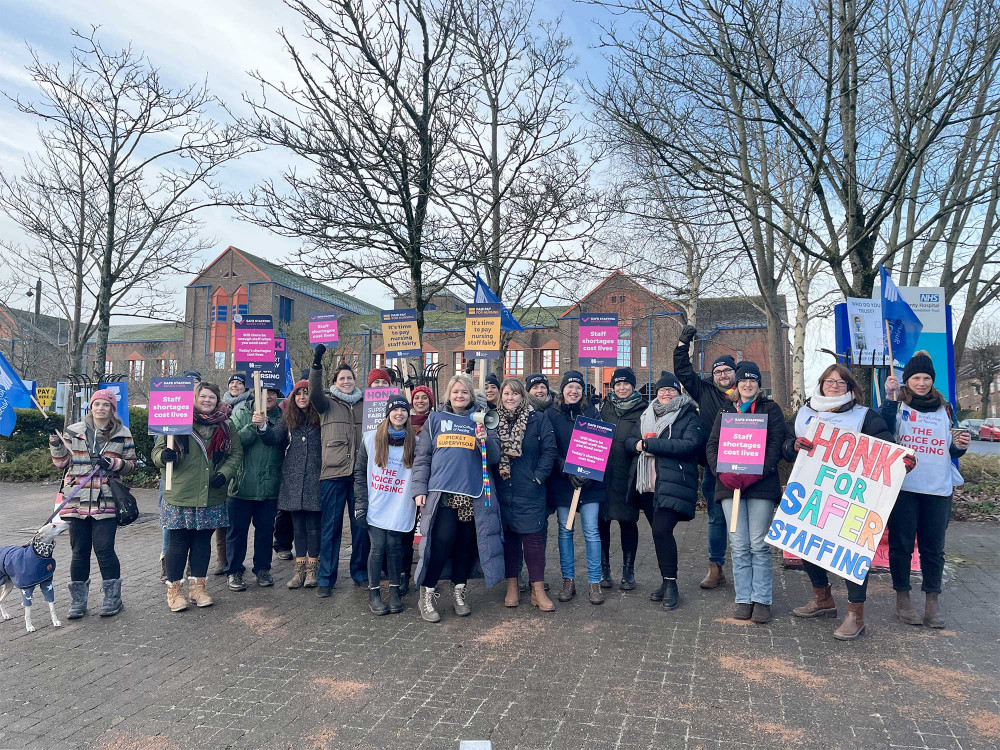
left=0, top=481, right=998, bottom=750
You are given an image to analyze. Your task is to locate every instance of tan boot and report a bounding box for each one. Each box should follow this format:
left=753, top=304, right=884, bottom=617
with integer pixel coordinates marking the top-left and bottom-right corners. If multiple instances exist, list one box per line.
left=505, top=577, right=519, bottom=607
left=530, top=581, right=555, bottom=612
left=287, top=558, right=307, bottom=589
left=923, top=593, right=944, bottom=628
left=166, top=581, right=187, bottom=612
left=187, top=577, right=214, bottom=608
left=304, top=557, right=319, bottom=588
left=699, top=563, right=726, bottom=589
left=833, top=602, right=866, bottom=640
left=212, top=528, right=228, bottom=576
left=792, top=586, right=837, bottom=618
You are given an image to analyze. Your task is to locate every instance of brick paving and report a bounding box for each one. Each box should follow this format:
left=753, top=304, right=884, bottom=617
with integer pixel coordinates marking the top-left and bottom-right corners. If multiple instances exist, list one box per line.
left=0, top=481, right=998, bottom=750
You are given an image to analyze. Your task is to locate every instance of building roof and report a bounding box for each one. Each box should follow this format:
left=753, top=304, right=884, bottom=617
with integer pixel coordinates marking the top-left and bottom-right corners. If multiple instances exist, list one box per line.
left=693, top=296, right=789, bottom=332
left=104, top=322, right=185, bottom=343
left=0, top=306, right=72, bottom=345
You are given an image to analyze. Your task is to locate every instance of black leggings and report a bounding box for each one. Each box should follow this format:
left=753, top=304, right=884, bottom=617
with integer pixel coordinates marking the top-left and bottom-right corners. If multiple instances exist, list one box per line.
left=423, top=505, right=477, bottom=588
left=639, top=496, right=681, bottom=579
left=598, top=518, right=639, bottom=563
left=369, top=526, right=402, bottom=587
left=69, top=516, right=120, bottom=581
left=165, top=528, right=214, bottom=581
left=291, top=510, right=321, bottom=558
left=887, top=490, right=952, bottom=594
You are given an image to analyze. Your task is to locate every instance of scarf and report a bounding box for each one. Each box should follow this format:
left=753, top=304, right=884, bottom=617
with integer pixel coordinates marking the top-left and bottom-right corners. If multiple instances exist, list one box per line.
left=905, top=389, right=944, bottom=413
left=388, top=427, right=407, bottom=441
left=736, top=397, right=757, bottom=414
left=410, top=412, right=429, bottom=434
left=330, top=387, right=364, bottom=405
left=497, top=400, right=532, bottom=480
left=808, top=385, right=854, bottom=413
left=195, top=403, right=233, bottom=457
left=528, top=393, right=553, bottom=412
left=636, top=394, right=692, bottom=493
left=608, top=390, right=644, bottom=417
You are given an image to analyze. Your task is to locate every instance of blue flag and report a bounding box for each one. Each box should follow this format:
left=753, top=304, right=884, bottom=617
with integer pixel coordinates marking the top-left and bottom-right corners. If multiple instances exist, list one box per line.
left=474, top=274, right=524, bottom=332
left=0, top=351, right=29, bottom=437
left=281, top=336, right=294, bottom=396
left=880, top=264, right=923, bottom=366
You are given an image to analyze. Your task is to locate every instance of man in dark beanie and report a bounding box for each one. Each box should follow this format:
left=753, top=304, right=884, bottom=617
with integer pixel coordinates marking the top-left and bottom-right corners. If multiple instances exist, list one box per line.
left=673, top=325, right=738, bottom=590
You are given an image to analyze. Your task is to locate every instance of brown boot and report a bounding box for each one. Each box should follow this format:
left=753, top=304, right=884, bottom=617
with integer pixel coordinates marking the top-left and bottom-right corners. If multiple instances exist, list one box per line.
left=699, top=563, right=726, bottom=589
left=166, top=581, right=187, bottom=612
left=588, top=582, right=604, bottom=605
left=304, top=557, right=319, bottom=588
left=505, top=577, right=519, bottom=607
left=187, top=577, right=214, bottom=608
left=896, top=591, right=922, bottom=625
left=833, top=602, right=866, bottom=640
left=792, top=586, right=837, bottom=618
left=287, top=558, right=307, bottom=589
left=923, top=593, right=944, bottom=628
left=558, top=578, right=576, bottom=602
left=212, top=528, right=228, bottom=576
left=531, top=581, right=555, bottom=612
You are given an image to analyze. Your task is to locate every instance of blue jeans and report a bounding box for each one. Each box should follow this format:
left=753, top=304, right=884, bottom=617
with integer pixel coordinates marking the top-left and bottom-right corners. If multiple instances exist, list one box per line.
left=226, top=497, right=277, bottom=575
left=556, top=503, right=603, bottom=584
left=318, top=477, right=369, bottom=587
left=704, top=470, right=727, bottom=566
left=721, top=497, right=775, bottom=605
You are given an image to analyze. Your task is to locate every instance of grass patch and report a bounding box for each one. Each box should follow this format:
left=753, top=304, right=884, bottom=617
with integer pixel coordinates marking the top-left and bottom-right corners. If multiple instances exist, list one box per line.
left=954, top=453, right=1000, bottom=524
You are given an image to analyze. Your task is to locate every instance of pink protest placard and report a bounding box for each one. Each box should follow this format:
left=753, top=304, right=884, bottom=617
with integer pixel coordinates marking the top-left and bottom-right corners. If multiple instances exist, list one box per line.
left=234, top=315, right=275, bottom=364
left=579, top=313, right=618, bottom=367
left=716, top=413, right=768, bottom=474
left=148, top=377, right=195, bottom=435
left=308, top=313, right=339, bottom=348
left=564, top=416, right=616, bottom=481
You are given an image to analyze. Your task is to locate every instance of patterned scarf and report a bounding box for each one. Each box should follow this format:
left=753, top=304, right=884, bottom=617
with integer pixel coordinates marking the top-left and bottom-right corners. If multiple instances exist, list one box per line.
left=195, top=404, right=232, bottom=457
left=608, top=389, right=643, bottom=416
left=636, top=395, right=692, bottom=493
left=497, top=400, right=531, bottom=480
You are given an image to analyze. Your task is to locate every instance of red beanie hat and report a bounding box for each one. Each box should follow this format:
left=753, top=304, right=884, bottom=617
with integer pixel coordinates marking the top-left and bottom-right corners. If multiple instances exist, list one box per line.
left=410, top=385, right=435, bottom=407
left=292, top=379, right=309, bottom=393
left=367, top=368, right=391, bottom=387
left=89, top=388, right=118, bottom=410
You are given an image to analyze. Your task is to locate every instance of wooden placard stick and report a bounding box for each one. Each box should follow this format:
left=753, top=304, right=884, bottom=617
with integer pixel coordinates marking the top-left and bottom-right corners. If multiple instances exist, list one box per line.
left=165, top=435, right=175, bottom=491
left=729, top=488, right=741, bottom=534
left=254, top=370, right=262, bottom=412
left=565, top=486, right=582, bottom=531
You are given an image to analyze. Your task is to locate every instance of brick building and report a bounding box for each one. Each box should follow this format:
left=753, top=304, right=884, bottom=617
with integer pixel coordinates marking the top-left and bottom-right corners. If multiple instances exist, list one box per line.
left=957, top=369, right=1000, bottom=419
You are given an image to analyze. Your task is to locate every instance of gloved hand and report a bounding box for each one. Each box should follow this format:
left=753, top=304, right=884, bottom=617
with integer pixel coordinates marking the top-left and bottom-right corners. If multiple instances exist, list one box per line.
left=678, top=325, right=697, bottom=346
left=354, top=511, right=368, bottom=530
left=42, top=418, right=61, bottom=436
left=90, top=454, right=114, bottom=471
left=464, top=358, right=477, bottom=374
left=209, top=472, right=227, bottom=489
left=312, top=343, right=326, bottom=368
left=794, top=437, right=814, bottom=452
left=159, top=448, right=178, bottom=464
left=903, top=453, right=917, bottom=473
left=717, top=472, right=759, bottom=491
left=569, top=475, right=593, bottom=490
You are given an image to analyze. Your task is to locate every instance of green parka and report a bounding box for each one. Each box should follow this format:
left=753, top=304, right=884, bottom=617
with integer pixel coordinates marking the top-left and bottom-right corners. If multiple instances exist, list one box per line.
left=228, top=399, right=284, bottom=501
left=152, top=421, right=243, bottom=508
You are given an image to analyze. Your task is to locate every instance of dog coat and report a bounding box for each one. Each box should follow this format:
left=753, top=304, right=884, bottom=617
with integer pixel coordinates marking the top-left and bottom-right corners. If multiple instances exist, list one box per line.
left=0, top=544, right=57, bottom=606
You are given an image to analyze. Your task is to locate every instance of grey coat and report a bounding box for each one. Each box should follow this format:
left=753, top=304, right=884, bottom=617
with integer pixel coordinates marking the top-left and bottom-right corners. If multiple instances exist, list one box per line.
left=262, top=415, right=323, bottom=513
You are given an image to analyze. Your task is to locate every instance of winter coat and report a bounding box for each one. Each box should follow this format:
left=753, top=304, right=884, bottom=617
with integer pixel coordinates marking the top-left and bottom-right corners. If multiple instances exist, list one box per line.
left=50, top=417, right=137, bottom=520
left=494, top=408, right=558, bottom=534
left=546, top=400, right=606, bottom=508
left=309, top=366, right=364, bottom=480
left=674, top=344, right=731, bottom=463
left=0, top=544, right=56, bottom=588
left=412, top=397, right=505, bottom=588
left=705, top=394, right=786, bottom=504
left=262, top=415, right=323, bottom=513
left=782, top=399, right=894, bottom=463
left=228, top=399, right=284, bottom=501
left=625, top=402, right=705, bottom=520
left=598, top=397, right=645, bottom=523
left=152, top=422, right=243, bottom=508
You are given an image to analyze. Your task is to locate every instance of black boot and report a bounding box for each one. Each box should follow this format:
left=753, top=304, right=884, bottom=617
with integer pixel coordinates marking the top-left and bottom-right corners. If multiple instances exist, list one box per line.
left=650, top=578, right=668, bottom=602
left=368, top=587, right=389, bottom=616
left=388, top=584, right=404, bottom=614
left=399, top=573, right=411, bottom=597
left=620, top=552, right=636, bottom=591
left=600, top=548, right=612, bottom=589
left=662, top=579, right=679, bottom=611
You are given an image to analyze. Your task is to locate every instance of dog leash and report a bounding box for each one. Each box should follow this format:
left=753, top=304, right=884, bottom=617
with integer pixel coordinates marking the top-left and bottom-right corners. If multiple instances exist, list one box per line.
left=45, top=467, right=101, bottom=525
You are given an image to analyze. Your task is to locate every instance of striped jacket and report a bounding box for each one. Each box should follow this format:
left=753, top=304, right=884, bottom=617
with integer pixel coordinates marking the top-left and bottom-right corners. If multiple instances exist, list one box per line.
left=50, top=418, right=137, bottom=520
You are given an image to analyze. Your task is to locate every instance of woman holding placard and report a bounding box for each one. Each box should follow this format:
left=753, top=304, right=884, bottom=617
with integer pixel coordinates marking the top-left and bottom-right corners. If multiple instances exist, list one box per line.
left=398, top=385, right=434, bottom=595
left=706, top=362, right=785, bottom=624
left=784, top=364, right=897, bottom=639
left=881, top=351, right=969, bottom=628
left=153, top=382, right=243, bottom=612
left=626, top=372, right=705, bottom=611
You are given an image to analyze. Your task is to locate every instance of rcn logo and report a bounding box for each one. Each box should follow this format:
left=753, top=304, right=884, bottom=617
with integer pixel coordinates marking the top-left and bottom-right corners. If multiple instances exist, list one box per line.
left=901, top=410, right=918, bottom=422
left=920, top=293, right=940, bottom=302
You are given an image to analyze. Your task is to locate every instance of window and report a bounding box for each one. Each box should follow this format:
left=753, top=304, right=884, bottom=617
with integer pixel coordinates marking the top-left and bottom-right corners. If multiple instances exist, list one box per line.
left=279, top=296, right=293, bottom=324
left=211, top=304, right=228, bottom=323
left=232, top=303, right=248, bottom=318
left=105, top=360, right=113, bottom=375
left=617, top=337, right=631, bottom=367
left=424, top=351, right=439, bottom=367
left=215, top=351, right=226, bottom=370
left=541, top=349, right=559, bottom=376
left=127, top=359, right=144, bottom=380
left=640, top=346, right=648, bottom=368
left=373, top=353, right=384, bottom=369
left=158, top=359, right=178, bottom=376
left=505, top=349, right=524, bottom=376
left=454, top=351, right=465, bottom=373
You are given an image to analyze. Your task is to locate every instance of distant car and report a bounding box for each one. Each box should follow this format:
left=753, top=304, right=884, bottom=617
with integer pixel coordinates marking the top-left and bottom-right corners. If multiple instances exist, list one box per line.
left=959, top=419, right=984, bottom=439
left=980, top=418, right=1000, bottom=442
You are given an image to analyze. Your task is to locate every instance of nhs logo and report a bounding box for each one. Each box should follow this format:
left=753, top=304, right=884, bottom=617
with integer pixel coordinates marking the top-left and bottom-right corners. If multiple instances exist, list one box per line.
left=920, top=293, right=940, bottom=303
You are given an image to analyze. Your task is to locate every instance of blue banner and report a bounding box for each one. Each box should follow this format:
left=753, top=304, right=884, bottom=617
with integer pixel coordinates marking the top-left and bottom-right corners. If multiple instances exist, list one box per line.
left=880, top=264, right=924, bottom=367
left=0, top=351, right=28, bottom=437
left=474, top=274, right=524, bottom=332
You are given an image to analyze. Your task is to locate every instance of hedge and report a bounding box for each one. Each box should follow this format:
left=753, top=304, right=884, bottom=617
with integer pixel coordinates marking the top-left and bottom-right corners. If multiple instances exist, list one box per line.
left=0, top=407, right=153, bottom=466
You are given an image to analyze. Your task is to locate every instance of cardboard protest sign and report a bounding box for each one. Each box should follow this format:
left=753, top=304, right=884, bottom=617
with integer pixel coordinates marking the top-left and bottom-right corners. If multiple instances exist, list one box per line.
left=148, top=378, right=195, bottom=435
left=716, top=413, right=768, bottom=474
left=308, top=313, right=339, bottom=348
left=234, top=315, right=275, bottom=369
left=464, top=303, right=501, bottom=359
left=564, top=416, right=616, bottom=481
left=362, top=386, right=400, bottom=432
left=845, top=298, right=882, bottom=365
left=578, top=313, right=619, bottom=367
left=767, top=421, right=911, bottom=585
left=381, top=309, right=421, bottom=359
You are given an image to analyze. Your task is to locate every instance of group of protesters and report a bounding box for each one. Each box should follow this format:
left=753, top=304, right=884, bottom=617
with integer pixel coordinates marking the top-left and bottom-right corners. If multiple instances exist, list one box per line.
left=45, top=325, right=970, bottom=640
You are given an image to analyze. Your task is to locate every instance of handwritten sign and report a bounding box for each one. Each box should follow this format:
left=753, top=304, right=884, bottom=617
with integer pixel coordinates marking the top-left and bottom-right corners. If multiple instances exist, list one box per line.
left=564, top=416, right=615, bottom=481
left=716, top=413, right=768, bottom=474
left=362, top=386, right=401, bottom=432
left=381, top=309, right=422, bottom=359
left=464, top=303, right=501, bottom=359
left=148, top=377, right=195, bottom=435
left=579, top=313, right=618, bottom=367
left=308, top=313, right=339, bottom=348
left=767, top=421, right=911, bottom=585
left=234, top=315, right=275, bottom=366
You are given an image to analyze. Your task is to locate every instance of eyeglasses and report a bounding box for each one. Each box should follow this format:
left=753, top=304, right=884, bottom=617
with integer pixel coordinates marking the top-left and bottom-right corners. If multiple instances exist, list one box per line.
left=658, top=388, right=680, bottom=396
left=823, top=379, right=848, bottom=388
left=713, top=368, right=735, bottom=376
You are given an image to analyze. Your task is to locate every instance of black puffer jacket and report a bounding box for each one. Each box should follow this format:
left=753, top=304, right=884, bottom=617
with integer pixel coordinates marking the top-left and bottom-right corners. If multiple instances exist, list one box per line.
left=494, top=408, right=558, bottom=534
left=705, top=393, right=786, bottom=503
left=674, top=344, right=731, bottom=442
left=598, top=396, right=646, bottom=523
left=625, top=400, right=705, bottom=520
left=546, top=398, right=605, bottom=508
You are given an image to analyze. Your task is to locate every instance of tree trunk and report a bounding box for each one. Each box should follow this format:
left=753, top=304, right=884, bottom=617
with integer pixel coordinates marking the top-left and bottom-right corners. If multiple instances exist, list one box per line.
left=94, top=167, right=116, bottom=381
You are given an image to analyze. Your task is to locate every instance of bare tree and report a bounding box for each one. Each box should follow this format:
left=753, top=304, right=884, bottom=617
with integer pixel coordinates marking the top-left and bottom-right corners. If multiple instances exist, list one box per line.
left=960, top=319, right=1000, bottom=418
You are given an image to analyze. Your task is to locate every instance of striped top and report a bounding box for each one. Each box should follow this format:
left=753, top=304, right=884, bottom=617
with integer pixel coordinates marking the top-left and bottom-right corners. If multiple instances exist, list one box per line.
left=50, top=418, right=137, bottom=520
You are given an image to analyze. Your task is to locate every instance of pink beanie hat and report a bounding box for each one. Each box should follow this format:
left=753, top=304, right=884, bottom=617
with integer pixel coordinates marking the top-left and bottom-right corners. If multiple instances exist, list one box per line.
left=89, top=388, right=118, bottom=409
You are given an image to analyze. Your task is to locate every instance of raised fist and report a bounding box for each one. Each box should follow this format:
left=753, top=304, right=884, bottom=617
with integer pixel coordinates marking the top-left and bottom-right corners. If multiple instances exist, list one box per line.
left=679, top=325, right=697, bottom=345
left=312, top=343, right=327, bottom=367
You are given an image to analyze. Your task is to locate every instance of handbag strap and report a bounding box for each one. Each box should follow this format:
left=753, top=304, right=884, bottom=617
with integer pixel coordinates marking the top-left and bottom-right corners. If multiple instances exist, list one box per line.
left=46, top=467, right=101, bottom=525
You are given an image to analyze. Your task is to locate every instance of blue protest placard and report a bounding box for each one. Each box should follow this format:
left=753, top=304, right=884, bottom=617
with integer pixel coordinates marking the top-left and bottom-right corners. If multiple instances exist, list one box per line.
left=98, top=381, right=130, bottom=428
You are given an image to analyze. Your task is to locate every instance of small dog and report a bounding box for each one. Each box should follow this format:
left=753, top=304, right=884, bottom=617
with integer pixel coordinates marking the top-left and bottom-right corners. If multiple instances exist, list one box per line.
left=0, top=522, right=67, bottom=632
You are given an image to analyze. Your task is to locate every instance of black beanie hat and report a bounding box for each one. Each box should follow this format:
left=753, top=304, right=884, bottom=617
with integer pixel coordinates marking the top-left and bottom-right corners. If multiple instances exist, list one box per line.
left=384, top=394, right=411, bottom=418
left=485, top=373, right=501, bottom=389
left=902, top=350, right=935, bottom=384
left=711, top=355, right=736, bottom=373
left=525, top=373, right=549, bottom=391
left=734, top=361, right=762, bottom=383
left=611, top=367, right=636, bottom=387
left=560, top=370, right=585, bottom=393
left=654, top=371, right=682, bottom=393
left=228, top=372, right=246, bottom=386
